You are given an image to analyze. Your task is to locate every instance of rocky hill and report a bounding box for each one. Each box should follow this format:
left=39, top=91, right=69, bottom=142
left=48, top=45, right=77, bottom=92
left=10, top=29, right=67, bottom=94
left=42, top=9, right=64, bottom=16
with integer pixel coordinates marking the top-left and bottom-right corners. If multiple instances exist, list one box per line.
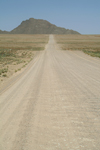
left=0, top=18, right=80, bottom=34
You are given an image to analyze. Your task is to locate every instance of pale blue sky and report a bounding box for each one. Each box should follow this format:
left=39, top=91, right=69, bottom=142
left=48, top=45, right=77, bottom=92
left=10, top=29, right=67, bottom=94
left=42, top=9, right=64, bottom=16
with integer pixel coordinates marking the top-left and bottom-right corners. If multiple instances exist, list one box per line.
left=0, top=0, right=100, bottom=34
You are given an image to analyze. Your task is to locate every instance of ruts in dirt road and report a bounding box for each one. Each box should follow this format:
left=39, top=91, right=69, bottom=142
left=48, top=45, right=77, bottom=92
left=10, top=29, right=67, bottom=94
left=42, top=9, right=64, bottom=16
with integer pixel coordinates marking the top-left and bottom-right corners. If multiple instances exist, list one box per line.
left=0, top=35, right=100, bottom=150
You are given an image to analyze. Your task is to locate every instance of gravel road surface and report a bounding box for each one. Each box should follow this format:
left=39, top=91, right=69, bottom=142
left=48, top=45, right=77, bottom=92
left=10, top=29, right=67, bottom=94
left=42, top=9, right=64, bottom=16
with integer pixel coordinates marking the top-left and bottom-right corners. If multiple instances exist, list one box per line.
left=0, top=35, right=100, bottom=150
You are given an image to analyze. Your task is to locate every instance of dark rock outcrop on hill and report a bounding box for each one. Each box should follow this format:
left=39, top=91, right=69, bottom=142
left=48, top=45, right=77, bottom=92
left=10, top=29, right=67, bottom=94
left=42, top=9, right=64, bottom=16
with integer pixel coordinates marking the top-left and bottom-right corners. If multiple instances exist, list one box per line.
left=0, top=18, right=80, bottom=34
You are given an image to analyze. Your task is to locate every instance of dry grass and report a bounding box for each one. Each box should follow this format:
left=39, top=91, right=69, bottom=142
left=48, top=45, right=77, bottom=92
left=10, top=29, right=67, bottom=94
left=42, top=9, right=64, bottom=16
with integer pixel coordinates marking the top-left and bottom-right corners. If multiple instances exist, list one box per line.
left=55, top=35, right=100, bottom=58
left=0, top=34, right=49, bottom=82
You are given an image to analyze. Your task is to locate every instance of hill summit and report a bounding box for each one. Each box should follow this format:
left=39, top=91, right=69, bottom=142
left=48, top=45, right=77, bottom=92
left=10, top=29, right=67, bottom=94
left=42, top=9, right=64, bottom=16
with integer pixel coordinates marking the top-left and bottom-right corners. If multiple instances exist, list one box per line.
left=1, top=18, right=80, bottom=34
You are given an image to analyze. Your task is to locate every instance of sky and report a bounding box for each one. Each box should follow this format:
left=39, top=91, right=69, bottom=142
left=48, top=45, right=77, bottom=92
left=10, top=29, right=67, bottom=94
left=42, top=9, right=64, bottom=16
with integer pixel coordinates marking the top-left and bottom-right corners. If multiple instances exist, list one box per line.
left=0, top=0, right=100, bottom=34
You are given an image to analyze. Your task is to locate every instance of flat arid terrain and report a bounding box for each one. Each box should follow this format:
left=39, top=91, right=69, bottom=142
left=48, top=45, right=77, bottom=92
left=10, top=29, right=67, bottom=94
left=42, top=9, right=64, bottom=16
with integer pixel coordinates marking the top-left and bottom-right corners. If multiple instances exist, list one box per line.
left=0, top=34, right=48, bottom=86
left=55, top=34, right=100, bottom=58
left=0, top=35, right=100, bottom=150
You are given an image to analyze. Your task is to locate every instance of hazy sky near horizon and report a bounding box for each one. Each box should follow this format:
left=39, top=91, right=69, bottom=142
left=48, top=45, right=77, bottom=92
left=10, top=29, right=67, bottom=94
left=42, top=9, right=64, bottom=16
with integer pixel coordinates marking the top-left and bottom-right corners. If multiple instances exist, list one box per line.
left=0, top=0, right=100, bottom=34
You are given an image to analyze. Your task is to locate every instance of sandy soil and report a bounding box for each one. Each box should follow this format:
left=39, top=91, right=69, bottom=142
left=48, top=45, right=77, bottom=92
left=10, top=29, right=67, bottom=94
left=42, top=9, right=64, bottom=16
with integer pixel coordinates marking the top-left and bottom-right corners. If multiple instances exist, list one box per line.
left=0, top=35, right=100, bottom=150
left=0, top=51, right=36, bottom=86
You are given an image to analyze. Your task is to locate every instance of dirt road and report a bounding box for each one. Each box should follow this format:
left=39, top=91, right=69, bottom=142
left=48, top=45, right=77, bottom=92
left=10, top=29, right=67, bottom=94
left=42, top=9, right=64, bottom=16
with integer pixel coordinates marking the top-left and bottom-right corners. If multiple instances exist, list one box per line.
left=0, top=35, right=100, bottom=150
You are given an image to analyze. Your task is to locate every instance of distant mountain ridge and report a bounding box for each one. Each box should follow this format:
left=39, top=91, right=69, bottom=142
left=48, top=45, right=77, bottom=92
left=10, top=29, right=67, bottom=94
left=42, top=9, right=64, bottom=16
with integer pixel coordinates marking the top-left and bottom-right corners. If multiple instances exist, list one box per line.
left=0, top=30, right=9, bottom=34
left=0, top=18, right=80, bottom=34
